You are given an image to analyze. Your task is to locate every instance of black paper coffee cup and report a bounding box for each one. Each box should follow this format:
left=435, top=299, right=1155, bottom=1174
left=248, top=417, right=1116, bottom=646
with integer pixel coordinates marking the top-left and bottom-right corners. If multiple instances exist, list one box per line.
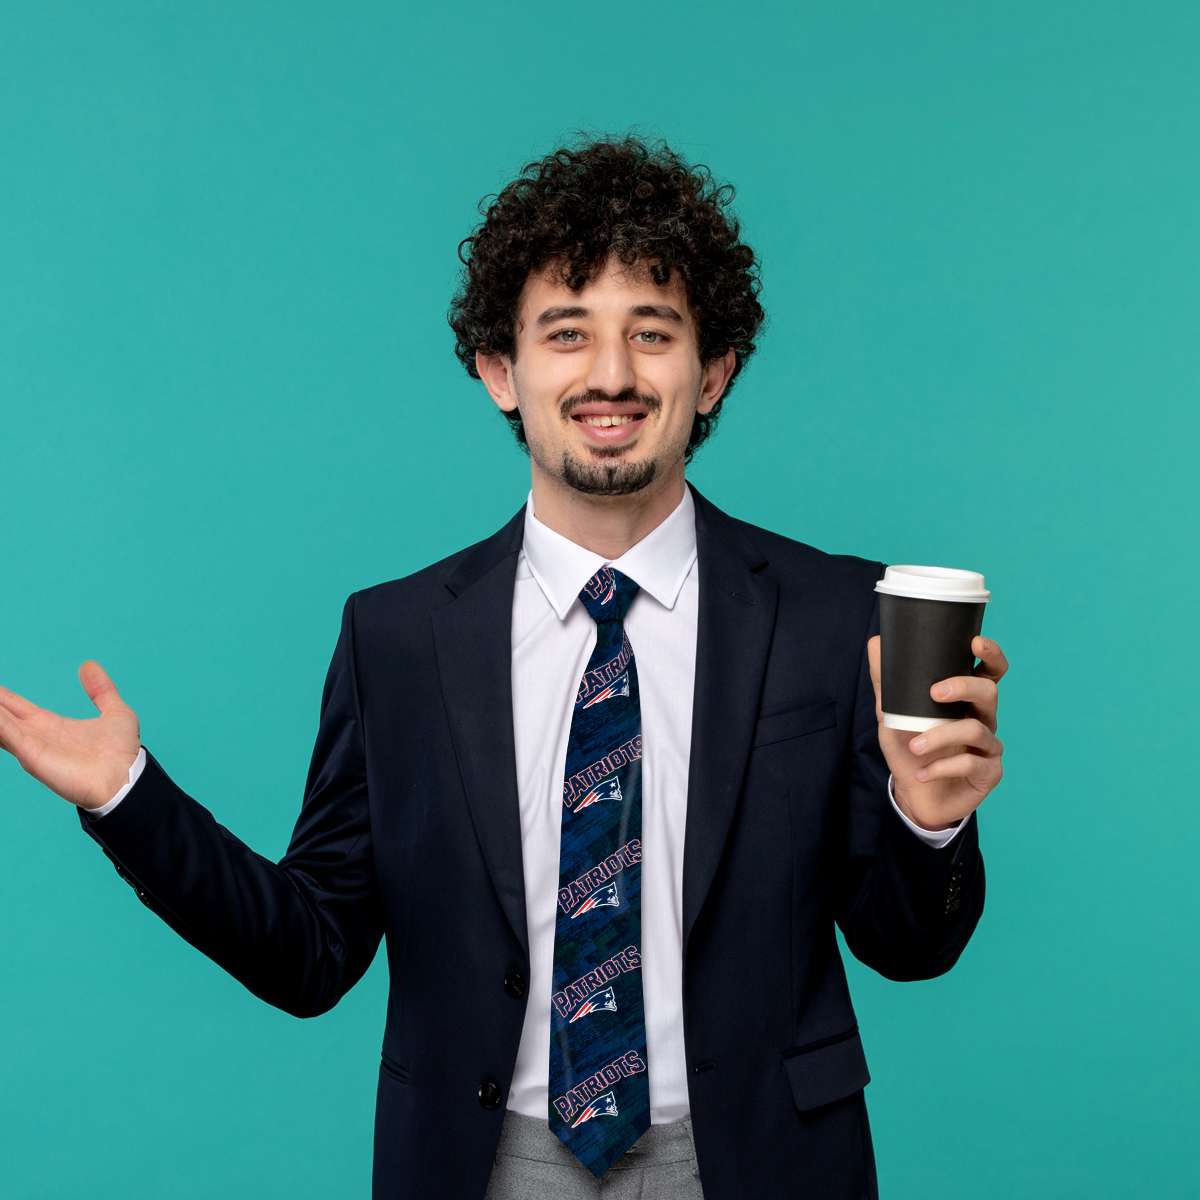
left=875, top=566, right=990, bottom=732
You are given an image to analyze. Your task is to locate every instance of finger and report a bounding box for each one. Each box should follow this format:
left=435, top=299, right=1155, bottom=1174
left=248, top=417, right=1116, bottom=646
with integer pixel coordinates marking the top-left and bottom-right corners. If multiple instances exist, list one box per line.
left=929, top=675, right=999, bottom=728
left=909, top=719, right=1002, bottom=759
left=972, top=637, right=1008, bottom=682
left=915, top=750, right=1003, bottom=788
left=79, top=661, right=126, bottom=715
left=0, top=683, right=40, bottom=721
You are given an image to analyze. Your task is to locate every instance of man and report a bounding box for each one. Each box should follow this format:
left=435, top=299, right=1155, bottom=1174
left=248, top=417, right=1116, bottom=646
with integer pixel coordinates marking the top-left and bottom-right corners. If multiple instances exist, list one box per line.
left=0, top=136, right=1006, bottom=1199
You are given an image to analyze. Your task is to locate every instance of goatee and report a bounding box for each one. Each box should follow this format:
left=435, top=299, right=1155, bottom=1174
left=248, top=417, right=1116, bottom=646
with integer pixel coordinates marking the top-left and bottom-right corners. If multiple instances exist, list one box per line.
left=559, top=451, right=660, bottom=496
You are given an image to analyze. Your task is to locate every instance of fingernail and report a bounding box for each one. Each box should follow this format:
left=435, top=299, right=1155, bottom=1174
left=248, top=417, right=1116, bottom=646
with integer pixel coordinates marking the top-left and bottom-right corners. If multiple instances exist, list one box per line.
left=915, top=768, right=929, bottom=781
left=911, top=736, right=926, bottom=753
left=936, top=683, right=952, bottom=698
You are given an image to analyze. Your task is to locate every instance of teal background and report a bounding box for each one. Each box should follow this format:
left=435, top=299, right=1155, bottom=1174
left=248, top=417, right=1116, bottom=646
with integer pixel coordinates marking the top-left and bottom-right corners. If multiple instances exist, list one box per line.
left=2, top=2, right=1197, bottom=1196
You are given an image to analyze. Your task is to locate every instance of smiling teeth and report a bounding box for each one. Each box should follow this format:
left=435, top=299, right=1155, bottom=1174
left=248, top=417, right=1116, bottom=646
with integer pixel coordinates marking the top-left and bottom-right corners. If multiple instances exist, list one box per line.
left=582, top=415, right=637, bottom=427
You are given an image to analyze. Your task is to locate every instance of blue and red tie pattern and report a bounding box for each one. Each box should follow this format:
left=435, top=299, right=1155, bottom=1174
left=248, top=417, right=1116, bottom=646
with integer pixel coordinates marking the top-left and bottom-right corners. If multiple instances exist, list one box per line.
left=548, top=567, right=650, bottom=1177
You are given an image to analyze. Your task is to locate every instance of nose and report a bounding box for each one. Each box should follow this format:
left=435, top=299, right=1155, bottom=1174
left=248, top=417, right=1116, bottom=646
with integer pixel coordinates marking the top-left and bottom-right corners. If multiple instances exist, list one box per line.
left=583, top=330, right=638, bottom=398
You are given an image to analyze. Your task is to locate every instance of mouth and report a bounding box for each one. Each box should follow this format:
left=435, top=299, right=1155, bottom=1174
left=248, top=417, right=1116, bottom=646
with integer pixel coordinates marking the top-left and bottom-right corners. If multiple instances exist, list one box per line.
left=567, top=401, right=650, bottom=446
left=577, top=413, right=641, bottom=428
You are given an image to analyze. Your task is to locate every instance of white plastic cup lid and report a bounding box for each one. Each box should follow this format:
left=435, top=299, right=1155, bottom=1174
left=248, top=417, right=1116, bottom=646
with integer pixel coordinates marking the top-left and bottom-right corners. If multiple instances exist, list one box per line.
left=874, top=565, right=990, bottom=603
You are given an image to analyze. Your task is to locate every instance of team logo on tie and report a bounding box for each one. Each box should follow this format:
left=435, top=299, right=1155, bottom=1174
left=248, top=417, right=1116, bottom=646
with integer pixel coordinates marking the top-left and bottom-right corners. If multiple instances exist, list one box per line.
left=582, top=672, right=630, bottom=709
left=574, top=777, right=622, bottom=812
left=571, top=880, right=620, bottom=919
left=571, top=1091, right=619, bottom=1127
left=569, top=985, right=618, bottom=1023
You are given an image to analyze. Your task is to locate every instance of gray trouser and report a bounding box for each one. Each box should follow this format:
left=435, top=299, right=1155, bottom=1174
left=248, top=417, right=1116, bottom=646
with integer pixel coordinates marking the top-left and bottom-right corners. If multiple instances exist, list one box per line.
left=484, top=1110, right=705, bottom=1199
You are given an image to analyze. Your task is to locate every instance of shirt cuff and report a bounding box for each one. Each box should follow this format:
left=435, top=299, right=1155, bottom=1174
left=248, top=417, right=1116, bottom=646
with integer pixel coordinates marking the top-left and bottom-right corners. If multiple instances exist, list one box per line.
left=888, top=775, right=967, bottom=849
left=88, top=747, right=146, bottom=820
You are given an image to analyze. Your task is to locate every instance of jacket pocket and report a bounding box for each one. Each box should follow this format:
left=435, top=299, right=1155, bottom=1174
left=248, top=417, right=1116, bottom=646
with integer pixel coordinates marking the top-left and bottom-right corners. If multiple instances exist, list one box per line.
left=754, top=700, right=837, bottom=749
left=782, top=1027, right=870, bottom=1112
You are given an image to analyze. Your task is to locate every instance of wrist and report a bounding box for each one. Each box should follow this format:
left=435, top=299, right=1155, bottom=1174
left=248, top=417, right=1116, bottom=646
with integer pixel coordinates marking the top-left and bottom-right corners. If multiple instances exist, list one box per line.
left=892, top=783, right=961, bottom=832
left=83, top=746, right=144, bottom=812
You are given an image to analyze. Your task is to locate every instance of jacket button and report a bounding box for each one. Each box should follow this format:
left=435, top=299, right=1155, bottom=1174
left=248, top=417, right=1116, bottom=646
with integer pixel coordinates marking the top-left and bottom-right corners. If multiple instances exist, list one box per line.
left=504, top=971, right=526, bottom=999
left=478, top=1081, right=502, bottom=1110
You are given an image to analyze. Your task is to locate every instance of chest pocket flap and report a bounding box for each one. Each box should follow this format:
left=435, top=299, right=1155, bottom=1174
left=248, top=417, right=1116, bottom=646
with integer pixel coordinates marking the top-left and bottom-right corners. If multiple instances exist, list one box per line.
left=782, top=1028, right=870, bottom=1112
left=753, top=700, right=837, bottom=749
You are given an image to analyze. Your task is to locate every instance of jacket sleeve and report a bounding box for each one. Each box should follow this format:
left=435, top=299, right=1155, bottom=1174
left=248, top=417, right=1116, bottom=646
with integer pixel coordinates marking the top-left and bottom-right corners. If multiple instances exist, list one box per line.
left=834, top=593, right=985, bottom=981
left=79, top=594, right=382, bottom=1017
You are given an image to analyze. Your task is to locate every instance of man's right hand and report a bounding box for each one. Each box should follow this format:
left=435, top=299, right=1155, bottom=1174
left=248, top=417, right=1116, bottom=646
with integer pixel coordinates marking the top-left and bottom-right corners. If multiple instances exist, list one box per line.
left=0, top=662, right=141, bottom=810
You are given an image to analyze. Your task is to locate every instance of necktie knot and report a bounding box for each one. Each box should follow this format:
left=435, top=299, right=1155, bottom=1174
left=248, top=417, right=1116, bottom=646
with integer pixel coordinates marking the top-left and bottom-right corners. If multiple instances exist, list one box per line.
left=579, top=567, right=639, bottom=625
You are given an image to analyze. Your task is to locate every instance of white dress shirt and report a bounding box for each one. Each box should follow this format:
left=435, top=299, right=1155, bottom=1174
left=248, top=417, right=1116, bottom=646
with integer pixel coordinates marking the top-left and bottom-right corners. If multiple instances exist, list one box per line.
left=95, top=487, right=964, bottom=1125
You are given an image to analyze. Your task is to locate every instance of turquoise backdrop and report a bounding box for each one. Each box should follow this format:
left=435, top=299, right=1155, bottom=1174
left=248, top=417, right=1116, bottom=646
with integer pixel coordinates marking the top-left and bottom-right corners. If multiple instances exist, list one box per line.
left=2, top=2, right=1197, bottom=1196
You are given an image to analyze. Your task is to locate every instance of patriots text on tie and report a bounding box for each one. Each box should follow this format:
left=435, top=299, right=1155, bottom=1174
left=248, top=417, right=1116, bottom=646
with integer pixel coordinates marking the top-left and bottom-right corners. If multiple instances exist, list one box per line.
left=552, top=1050, right=647, bottom=1126
left=574, top=631, right=633, bottom=706
left=580, top=568, right=617, bottom=603
left=562, top=736, right=643, bottom=806
left=558, top=841, right=642, bottom=914
left=551, top=945, right=641, bottom=1020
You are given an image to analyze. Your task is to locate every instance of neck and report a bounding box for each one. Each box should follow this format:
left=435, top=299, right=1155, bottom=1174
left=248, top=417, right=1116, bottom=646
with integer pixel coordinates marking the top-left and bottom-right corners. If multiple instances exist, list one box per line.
left=529, top=459, right=687, bottom=559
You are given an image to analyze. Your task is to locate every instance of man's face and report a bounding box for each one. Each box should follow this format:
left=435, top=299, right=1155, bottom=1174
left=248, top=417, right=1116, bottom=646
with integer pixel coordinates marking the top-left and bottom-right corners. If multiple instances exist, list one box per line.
left=479, top=258, right=731, bottom=497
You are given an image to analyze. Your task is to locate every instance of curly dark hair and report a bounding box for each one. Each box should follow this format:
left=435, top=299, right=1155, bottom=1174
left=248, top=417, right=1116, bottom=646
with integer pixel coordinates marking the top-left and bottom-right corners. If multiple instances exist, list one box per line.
left=448, top=134, right=765, bottom=459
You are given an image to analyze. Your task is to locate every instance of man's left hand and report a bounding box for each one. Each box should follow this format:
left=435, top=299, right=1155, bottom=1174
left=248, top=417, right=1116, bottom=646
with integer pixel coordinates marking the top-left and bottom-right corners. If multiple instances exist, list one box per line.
left=867, top=635, right=1009, bottom=832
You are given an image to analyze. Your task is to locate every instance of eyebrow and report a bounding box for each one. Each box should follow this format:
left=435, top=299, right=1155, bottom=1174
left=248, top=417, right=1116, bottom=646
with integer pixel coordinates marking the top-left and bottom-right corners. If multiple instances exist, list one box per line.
left=628, top=304, right=684, bottom=323
left=535, top=305, right=589, bottom=326
left=534, top=303, right=685, bottom=326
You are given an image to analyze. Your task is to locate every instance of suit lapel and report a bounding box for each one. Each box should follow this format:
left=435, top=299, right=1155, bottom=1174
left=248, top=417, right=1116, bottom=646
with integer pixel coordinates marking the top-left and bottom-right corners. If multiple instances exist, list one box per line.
left=682, top=488, right=779, bottom=952
left=431, top=509, right=529, bottom=956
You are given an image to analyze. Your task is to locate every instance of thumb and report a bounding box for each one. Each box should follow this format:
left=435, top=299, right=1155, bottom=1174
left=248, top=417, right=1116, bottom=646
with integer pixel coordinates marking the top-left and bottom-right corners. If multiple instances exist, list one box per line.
left=867, top=635, right=881, bottom=689
left=79, top=661, right=126, bottom=715
left=866, top=635, right=883, bottom=717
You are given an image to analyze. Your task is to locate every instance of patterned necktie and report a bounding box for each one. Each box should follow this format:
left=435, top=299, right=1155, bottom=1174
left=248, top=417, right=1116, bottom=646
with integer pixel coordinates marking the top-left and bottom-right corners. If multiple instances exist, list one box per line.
left=548, top=566, right=650, bottom=1177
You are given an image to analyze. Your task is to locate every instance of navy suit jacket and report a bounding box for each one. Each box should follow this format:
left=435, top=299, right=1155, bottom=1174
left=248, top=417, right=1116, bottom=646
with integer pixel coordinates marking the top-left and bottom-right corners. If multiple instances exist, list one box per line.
left=82, top=487, right=984, bottom=1200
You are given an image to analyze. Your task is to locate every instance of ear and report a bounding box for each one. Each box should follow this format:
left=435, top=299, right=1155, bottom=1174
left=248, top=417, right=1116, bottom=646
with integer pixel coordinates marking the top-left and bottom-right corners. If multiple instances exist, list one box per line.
left=476, top=351, right=519, bottom=413
left=697, top=349, right=737, bottom=415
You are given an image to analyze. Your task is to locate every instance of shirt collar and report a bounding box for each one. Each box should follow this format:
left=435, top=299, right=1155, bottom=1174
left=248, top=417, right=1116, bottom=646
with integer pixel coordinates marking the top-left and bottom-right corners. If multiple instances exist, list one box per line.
left=521, top=486, right=697, bottom=621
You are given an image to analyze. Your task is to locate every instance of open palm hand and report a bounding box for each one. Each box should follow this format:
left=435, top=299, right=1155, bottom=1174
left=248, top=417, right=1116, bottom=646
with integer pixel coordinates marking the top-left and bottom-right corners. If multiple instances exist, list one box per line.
left=0, top=662, right=141, bottom=809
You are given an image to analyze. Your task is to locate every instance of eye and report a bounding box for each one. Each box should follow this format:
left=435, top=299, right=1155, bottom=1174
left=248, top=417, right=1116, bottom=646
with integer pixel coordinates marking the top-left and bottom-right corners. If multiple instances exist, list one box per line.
left=552, top=328, right=582, bottom=343
left=636, top=330, right=667, bottom=344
